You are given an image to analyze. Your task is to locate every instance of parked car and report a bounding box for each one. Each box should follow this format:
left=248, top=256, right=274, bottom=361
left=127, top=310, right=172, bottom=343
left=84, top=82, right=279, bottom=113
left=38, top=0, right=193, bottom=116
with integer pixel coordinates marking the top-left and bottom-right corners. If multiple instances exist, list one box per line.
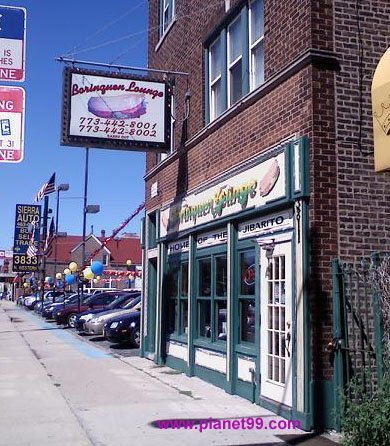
left=84, top=287, right=120, bottom=295
left=53, top=291, right=125, bottom=327
left=35, top=291, right=74, bottom=313
left=104, top=310, right=141, bottom=347
left=24, top=291, right=66, bottom=310
left=75, top=291, right=140, bottom=331
left=41, top=293, right=91, bottom=319
left=83, top=295, right=141, bottom=336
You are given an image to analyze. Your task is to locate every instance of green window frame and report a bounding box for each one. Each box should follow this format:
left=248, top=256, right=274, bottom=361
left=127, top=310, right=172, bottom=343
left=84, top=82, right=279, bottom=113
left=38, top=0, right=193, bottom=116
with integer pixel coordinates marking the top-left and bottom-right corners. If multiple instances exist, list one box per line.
left=205, top=0, right=264, bottom=123
left=196, top=250, right=228, bottom=346
left=165, top=255, right=188, bottom=341
left=237, top=247, right=257, bottom=346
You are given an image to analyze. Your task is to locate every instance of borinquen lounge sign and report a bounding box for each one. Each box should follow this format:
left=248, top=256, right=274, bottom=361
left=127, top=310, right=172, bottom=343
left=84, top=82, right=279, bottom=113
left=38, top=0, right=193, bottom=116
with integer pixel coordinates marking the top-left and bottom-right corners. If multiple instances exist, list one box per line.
left=61, top=67, right=171, bottom=152
left=160, top=151, right=286, bottom=237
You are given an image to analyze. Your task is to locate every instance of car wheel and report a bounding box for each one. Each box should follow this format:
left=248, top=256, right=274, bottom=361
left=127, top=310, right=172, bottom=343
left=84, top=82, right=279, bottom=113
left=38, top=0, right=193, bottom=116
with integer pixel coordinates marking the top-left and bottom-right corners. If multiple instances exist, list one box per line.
left=67, top=313, right=78, bottom=328
left=130, top=328, right=140, bottom=348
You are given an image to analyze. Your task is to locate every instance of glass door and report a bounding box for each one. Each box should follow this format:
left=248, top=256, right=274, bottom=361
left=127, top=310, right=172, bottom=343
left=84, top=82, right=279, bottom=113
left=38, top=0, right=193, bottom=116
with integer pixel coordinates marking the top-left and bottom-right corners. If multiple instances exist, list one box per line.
left=260, top=241, right=292, bottom=407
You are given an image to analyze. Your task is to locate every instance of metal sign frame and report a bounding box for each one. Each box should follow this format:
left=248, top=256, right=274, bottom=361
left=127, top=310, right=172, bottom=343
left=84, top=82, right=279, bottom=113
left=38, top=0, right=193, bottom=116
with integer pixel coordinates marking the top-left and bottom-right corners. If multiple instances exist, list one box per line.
left=60, top=67, right=171, bottom=153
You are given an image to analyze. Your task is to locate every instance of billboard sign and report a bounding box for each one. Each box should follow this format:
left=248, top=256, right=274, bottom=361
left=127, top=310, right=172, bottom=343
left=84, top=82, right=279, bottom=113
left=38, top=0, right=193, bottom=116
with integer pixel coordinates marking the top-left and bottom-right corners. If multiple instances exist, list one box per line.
left=12, top=204, right=41, bottom=272
left=61, top=67, right=171, bottom=152
left=0, top=5, right=26, bottom=81
left=0, top=86, right=25, bottom=163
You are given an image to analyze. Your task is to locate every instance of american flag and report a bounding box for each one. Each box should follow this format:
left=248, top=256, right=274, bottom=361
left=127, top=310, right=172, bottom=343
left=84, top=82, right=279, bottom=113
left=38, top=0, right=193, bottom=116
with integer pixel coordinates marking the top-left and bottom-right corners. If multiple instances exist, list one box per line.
left=27, top=223, right=38, bottom=258
left=33, top=173, right=56, bottom=203
left=44, top=219, right=55, bottom=257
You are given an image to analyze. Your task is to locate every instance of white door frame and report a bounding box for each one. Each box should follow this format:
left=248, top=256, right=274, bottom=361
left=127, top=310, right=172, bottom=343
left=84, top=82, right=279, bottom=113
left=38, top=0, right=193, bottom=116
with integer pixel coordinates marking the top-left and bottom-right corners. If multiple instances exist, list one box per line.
left=260, top=236, right=293, bottom=407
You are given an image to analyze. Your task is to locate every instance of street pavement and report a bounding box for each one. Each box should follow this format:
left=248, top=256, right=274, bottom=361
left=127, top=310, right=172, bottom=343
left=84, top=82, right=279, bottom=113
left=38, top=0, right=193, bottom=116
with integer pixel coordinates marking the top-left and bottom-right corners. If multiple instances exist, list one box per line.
left=0, top=301, right=340, bottom=446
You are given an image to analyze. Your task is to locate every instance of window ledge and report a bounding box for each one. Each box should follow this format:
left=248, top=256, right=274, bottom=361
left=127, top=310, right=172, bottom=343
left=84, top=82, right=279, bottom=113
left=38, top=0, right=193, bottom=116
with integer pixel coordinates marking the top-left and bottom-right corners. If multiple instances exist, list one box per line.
left=193, top=339, right=227, bottom=353
left=144, top=150, right=178, bottom=182
left=155, top=18, right=176, bottom=52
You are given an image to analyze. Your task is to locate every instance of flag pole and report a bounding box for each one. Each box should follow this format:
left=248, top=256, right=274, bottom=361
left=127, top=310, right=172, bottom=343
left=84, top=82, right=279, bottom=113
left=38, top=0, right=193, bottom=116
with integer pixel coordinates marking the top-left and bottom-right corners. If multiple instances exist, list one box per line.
left=40, top=195, right=49, bottom=306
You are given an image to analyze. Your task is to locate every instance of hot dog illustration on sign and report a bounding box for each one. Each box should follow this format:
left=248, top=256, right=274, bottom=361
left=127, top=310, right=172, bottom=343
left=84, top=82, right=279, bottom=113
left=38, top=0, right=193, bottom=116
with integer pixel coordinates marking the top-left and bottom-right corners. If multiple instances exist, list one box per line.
left=88, top=94, right=147, bottom=120
left=259, top=159, right=280, bottom=197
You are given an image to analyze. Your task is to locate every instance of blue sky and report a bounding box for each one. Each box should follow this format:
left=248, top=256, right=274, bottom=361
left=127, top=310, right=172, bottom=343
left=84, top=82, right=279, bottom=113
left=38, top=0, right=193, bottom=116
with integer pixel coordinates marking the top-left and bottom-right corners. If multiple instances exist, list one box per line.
left=0, top=0, right=148, bottom=249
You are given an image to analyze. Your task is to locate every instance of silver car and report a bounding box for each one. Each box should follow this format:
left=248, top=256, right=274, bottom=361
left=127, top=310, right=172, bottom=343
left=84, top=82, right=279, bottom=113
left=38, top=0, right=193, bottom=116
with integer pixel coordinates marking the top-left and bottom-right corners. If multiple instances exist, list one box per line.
left=84, top=296, right=141, bottom=336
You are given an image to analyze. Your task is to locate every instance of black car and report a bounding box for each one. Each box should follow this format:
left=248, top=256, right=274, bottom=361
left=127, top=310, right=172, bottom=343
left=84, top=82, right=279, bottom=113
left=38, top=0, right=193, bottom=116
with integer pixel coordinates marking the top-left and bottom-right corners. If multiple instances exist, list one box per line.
left=74, top=291, right=140, bottom=331
left=104, top=310, right=140, bottom=347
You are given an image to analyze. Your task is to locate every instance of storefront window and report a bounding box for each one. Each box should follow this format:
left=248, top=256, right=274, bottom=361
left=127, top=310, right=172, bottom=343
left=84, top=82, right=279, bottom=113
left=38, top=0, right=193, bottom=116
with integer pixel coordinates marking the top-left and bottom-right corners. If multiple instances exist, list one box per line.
left=238, top=249, right=256, bottom=344
left=198, top=300, right=211, bottom=338
left=199, top=258, right=211, bottom=296
left=196, top=252, right=227, bottom=343
left=216, top=255, right=227, bottom=296
left=240, top=251, right=256, bottom=295
left=165, top=257, right=188, bottom=337
left=241, top=299, right=255, bottom=343
left=216, top=299, right=227, bottom=341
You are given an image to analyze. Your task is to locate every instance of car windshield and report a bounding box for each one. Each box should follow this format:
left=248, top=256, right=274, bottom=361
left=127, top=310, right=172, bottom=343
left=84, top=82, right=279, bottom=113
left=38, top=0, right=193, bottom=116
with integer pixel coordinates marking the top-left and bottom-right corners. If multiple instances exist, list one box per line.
left=123, top=295, right=141, bottom=309
left=106, top=294, right=131, bottom=310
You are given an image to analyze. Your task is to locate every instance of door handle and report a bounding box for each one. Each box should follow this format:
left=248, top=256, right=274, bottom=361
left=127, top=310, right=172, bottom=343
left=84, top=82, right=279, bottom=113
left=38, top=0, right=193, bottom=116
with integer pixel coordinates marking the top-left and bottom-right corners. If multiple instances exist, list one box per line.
left=285, top=331, right=291, bottom=357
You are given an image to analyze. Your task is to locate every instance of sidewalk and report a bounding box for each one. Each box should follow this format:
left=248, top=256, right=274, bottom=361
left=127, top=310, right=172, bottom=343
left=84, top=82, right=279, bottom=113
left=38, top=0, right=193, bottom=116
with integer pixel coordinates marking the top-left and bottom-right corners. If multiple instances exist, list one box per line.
left=0, top=301, right=340, bottom=446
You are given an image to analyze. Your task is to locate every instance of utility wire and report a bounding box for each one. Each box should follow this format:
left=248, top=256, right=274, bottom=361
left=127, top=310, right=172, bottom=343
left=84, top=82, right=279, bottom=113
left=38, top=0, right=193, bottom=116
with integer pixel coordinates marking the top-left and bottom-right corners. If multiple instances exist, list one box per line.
left=64, top=0, right=147, bottom=58
left=61, top=0, right=224, bottom=59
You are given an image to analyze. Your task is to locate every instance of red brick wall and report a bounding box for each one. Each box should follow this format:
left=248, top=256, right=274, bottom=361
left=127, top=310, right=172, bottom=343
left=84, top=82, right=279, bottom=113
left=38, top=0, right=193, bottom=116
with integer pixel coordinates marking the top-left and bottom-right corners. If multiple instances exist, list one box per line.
left=335, top=0, right=390, bottom=260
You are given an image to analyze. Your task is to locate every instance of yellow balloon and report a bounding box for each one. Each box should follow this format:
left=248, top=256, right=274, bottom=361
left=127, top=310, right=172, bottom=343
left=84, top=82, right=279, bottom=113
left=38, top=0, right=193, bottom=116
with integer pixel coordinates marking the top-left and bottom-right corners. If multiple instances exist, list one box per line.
left=126, top=259, right=132, bottom=266
left=69, top=262, right=78, bottom=272
left=96, top=276, right=101, bottom=280
left=45, top=276, right=50, bottom=283
left=129, top=274, right=134, bottom=280
left=23, top=283, right=29, bottom=288
left=64, top=268, right=71, bottom=275
left=93, top=278, right=99, bottom=284
left=56, top=273, right=62, bottom=280
left=83, top=268, right=94, bottom=280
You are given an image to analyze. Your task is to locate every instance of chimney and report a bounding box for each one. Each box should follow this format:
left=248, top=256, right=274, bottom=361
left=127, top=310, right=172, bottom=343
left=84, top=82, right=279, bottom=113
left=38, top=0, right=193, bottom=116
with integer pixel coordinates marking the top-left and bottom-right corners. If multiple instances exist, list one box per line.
left=101, top=229, right=106, bottom=239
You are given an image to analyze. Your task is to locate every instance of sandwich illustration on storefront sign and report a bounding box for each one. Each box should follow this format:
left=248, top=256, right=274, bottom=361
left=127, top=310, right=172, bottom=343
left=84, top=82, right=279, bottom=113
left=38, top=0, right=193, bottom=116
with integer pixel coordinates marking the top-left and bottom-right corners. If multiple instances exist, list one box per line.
left=88, top=94, right=147, bottom=119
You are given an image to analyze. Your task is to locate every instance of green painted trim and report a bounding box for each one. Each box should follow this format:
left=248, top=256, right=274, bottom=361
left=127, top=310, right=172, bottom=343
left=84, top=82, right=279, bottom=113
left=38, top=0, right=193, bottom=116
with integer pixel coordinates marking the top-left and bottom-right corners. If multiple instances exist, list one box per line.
left=204, top=48, right=210, bottom=125
left=260, top=396, right=293, bottom=420
left=302, top=137, right=310, bottom=197
left=156, top=243, right=167, bottom=365
left=140, top=247, right=146, bottom=358
left=147, top=212, right=157, bottom=249
left=165, top=355, right=188, bottom=374
left=194, top=365, right=228, bottom=391
left=285, top=142, right=293, bottom=201
left=145, top=258, right=158, bottom=355
left=227, top=222, right=236, bottom=391
left=241, top=5, right=249, bottom=96
left=156, top=209, right=161, bottom=242
left=140, top=217, right=146, bottom=248
left=236, top=379, right=256, bottom=402
left=188, top=234, right=197, bottom=376
left=302, top=200, right=312, bottom=426
left=310, top=380, right=336, bottom=430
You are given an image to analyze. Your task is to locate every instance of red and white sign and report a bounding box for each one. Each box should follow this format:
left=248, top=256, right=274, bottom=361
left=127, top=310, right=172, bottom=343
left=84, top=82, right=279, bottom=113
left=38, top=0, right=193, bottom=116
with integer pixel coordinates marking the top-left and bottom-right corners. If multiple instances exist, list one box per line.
left=0, top=6, right=26, bottom=81
left=0, top=86, right=25, bottom=163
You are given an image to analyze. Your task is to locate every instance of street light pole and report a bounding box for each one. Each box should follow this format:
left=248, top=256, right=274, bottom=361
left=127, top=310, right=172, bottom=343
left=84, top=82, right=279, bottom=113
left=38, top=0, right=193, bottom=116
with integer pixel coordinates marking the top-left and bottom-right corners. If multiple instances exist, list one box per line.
left=54, top=184, right=69, bottom=281
left=80, top=148, right=89, bottom=313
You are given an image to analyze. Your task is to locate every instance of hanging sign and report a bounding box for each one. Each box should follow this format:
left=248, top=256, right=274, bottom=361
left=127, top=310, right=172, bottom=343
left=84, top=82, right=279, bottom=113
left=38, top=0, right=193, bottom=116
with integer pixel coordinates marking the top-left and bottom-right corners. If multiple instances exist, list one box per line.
left=372, top=47, right=390, bottom=172
left=0, top=86, right=25, bottom=163
left=12, top=204, right=41, bottom=272
left=0, top=5, right=26, bottom=81
left=61, top=67, right=171, bottom=153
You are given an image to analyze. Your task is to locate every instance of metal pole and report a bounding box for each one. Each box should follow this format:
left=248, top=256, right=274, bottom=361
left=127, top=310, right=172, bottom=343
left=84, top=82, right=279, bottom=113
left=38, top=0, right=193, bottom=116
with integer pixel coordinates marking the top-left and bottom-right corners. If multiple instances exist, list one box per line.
left=55, top=57, right=189, bottom=77
left=41, top=196, right=49, bottom=307
left=53, top=188, right=60, bottom=303
left=79, top=148, right=89, bottom=313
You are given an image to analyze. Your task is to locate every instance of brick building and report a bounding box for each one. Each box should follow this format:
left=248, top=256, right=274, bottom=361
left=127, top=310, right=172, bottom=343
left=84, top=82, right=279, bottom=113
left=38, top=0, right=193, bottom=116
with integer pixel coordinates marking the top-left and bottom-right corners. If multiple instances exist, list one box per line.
left=141, top=0, right=390, bottom=430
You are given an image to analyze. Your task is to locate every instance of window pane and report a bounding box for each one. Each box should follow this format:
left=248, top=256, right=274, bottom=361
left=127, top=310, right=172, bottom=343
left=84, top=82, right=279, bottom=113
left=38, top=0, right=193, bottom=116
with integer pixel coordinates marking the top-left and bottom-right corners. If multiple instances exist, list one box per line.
left=181, top=262, right=188, bottom=297
left=199, top=258, right=211, bottom=296
left=229, top=16, right=242, bottom=63
left=198, top=300, right=211, bottom=338
left=215, top=255, right=227, bottom=296
left=166, top=261, right=179, bottom=298
left=230, top=59, right=242, bottom=105
left=252, top=42, right=264, bottom=88
left=241, top=299, right=255, bottom=343
left=210, top=38, right=221, bottom=81
left=167, top=298, right=177, bottom=334
left=211, top=79, right=222, bottom=119
left=216, top=300, right=227, bottom=341
left=240, top=251, right=256, bottom=295
left=250, top=0, right=264, bottom=44
left=181, top=299, right=188, bottom=334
